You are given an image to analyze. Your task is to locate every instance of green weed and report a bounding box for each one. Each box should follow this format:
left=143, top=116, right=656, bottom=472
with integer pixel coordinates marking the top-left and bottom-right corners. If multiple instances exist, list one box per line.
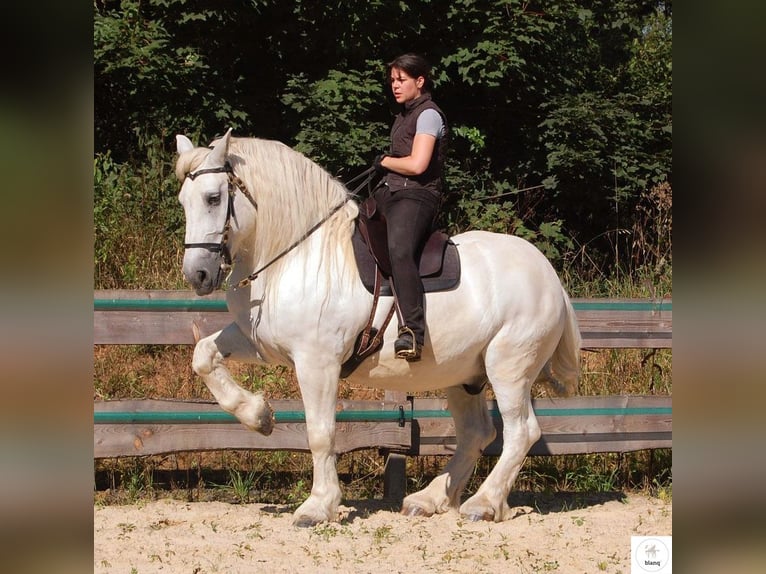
left=224, top=469, right=257, bottom=504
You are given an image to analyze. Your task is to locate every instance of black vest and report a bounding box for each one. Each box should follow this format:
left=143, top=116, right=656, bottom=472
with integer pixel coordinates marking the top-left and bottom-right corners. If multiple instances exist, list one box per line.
left=385, top=93, right=448, bottom=195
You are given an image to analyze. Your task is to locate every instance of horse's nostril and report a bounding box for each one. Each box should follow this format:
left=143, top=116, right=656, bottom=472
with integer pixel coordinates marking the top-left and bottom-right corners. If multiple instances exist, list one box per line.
left=196, top=270, right=207, bottom=285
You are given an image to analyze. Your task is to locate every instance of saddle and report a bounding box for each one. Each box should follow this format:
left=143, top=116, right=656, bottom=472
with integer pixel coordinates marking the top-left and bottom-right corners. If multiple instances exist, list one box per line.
left=340, top=197, right=460, bottom=378
left=352, top=197, right=461, bottom=296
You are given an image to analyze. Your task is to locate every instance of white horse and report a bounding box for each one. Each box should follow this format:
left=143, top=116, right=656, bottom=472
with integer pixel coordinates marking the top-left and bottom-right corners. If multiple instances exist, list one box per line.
left=175, top=129, right=581, bottom=526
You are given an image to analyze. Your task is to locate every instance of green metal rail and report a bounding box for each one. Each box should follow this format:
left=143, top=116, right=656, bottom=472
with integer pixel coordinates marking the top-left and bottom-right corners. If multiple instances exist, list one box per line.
left=94, top=295, right=671, bottom=425
left=94, top=406, right=671, bottom=425
left=94, top=299, right=229, bottom=312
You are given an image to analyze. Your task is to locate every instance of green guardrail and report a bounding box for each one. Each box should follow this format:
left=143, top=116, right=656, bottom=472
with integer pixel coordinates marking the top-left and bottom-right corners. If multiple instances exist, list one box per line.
left=94, top=299, right=229, bottom=312
left=95, top=405, right=671, bottom=425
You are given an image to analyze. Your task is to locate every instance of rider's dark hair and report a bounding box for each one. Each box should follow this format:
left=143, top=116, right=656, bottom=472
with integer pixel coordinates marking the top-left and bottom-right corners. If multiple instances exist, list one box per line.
left=386, top=53, right=434, bottom=93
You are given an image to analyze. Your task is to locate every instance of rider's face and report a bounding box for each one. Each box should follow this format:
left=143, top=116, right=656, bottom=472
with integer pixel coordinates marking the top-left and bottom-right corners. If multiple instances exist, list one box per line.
left=390, top=67, right=424, bottom=104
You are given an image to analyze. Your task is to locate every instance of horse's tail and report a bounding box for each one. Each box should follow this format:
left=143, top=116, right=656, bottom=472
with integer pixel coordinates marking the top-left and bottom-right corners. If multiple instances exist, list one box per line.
left=538, top=287, right=582, bottom=397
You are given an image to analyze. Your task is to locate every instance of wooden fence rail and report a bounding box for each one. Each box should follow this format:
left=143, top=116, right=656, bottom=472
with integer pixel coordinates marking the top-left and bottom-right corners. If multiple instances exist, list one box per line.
left=94, top=395, right=671, bottom=459
left=93, top=289, right=672, bottom=496
left=94, top=290, right=672, bottom=348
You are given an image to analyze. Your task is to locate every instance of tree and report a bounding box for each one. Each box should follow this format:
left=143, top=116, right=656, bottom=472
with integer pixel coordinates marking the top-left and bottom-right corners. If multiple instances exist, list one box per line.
left=94, top=0, right=671, bottom=275
left=94, top=0, right=255, bottom=161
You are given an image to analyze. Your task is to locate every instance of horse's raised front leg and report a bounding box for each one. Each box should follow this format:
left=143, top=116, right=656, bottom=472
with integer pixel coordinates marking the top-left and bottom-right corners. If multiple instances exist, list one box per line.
left=291, top=355, right=342, bottom=527
left=401, top=381, right=496, bottom=517
left=193, top=322, right=274, bottom=435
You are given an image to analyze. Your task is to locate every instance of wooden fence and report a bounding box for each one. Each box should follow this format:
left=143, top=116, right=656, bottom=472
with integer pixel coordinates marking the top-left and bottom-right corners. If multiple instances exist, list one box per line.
left=94, top=290, right=671, bottom=495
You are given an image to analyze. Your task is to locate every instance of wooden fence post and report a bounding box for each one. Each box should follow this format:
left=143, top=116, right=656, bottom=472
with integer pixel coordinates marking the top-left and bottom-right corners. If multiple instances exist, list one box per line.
left=382, top=390, right=408, bottom=503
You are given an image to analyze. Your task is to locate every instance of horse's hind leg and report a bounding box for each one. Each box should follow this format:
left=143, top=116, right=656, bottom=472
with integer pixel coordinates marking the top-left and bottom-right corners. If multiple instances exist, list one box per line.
left=459, top=347, right=543, bottom=522
left=401, top=381, right=496, bottom=517
left=192, top=322, right=274, bottom=435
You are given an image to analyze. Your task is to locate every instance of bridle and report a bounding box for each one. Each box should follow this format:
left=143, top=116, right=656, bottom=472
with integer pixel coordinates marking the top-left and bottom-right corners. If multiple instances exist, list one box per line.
left=183, top=161, right=375, bottom=290
left=183, top=161, right=257, bottom=283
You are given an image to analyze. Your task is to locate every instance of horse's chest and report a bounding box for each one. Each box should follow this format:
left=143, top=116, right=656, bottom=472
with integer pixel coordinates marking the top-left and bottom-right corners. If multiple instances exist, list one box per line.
left=227, top=296, right=305, bottom=351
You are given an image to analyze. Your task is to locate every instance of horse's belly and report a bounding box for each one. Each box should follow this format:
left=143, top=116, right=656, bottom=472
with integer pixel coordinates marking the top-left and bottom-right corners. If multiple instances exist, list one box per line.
left=349, top=356, right=484, bottom=392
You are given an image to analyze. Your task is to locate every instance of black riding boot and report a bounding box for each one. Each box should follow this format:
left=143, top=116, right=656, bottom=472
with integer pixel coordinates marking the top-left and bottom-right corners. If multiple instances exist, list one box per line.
left=394, top=326, right=421, bottom=361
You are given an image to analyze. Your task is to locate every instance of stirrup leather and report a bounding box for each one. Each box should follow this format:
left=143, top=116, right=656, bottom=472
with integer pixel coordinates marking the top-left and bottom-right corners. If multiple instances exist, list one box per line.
left=394, top=326, right=420, bottom=360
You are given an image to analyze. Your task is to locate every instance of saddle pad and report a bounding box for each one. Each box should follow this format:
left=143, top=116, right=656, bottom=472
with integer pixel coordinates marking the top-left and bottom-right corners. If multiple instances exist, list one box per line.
left=351, top=226, right=461, bottom=296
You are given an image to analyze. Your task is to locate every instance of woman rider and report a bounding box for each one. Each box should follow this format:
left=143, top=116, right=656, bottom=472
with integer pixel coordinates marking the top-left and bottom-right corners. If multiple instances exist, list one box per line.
left=373, top=53, right=448, bottom=361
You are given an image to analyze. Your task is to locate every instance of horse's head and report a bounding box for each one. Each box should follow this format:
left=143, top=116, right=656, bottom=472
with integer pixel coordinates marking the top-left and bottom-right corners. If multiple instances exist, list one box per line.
left=176, top=129, right=241, bottom=295
left=176, top=128, right=356, bottom=295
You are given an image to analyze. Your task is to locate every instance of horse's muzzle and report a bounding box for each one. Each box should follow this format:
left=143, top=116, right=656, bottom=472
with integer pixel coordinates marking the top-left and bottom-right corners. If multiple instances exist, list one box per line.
left=183, top=251, right=225, bottom=295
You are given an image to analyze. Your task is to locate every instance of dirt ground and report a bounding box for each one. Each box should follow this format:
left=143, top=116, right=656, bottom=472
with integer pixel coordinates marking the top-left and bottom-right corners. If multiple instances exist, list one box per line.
left=94, top=491, right=671, bottom=573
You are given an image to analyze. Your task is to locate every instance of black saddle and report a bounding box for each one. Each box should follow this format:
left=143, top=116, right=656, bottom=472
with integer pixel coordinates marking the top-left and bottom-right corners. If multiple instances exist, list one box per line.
left=352, top=197, right=460, bottom=295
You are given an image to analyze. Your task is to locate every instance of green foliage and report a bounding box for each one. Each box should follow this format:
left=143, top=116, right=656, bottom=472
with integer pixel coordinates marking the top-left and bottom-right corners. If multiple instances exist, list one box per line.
left=539, top=90, right=669, bottom=202
left=282, top=66, right=389, bottom=175
left=455, top=194, right=571, bottom=265
left=533, top=2, right=672, bottom=262
left=120, top=459, right=154, bottom=502
left=441, top=0, right=554, bottom=90
left=94, top=140, right=184, bottom=288
left=442, top=123, right=573, bottom=264
left=94, top=0, right=672, bottom=281
left=94, top=0, right=250, bottom=161
left=225, top=469, right=257, bottom=504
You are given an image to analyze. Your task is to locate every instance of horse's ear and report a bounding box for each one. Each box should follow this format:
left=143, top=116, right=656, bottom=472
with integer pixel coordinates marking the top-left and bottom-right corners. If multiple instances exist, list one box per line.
left=176, top=134, right=195, bottom=154
left=203, top=128, right=232, bottom=168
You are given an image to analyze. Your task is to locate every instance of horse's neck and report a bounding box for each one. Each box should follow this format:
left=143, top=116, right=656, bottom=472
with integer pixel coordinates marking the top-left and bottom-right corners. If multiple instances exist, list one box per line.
left=235, top=222, right=355, bottom=290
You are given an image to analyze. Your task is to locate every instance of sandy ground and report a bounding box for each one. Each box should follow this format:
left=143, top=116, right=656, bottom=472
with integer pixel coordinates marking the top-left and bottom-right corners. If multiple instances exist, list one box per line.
left=94, top=492, right=671, bottom=573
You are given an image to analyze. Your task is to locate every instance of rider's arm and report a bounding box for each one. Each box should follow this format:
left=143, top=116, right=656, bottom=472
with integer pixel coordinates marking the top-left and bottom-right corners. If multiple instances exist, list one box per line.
left=381, top=133, right=436, bottom=176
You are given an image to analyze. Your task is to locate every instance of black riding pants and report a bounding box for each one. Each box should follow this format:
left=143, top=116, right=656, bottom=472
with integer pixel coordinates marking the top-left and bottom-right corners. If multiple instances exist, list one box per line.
left=373, top=184, right=441, bottom=346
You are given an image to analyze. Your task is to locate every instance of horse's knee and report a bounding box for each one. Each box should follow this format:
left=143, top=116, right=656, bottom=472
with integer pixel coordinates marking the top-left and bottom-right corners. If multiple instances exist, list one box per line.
left=306, top=425, right=335, bottom=454
left=192, top=338, right=218, bottom=376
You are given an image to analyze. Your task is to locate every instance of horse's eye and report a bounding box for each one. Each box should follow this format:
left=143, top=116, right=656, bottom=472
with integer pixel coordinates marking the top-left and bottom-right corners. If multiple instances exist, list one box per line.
left=207, top=193, right=221, bottom=207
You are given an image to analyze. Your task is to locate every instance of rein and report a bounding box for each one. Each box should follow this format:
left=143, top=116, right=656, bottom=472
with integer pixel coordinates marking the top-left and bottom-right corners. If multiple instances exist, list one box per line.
left=232, top=167, right=377, bottom=288
left=344, top=166, right=376, bottom=196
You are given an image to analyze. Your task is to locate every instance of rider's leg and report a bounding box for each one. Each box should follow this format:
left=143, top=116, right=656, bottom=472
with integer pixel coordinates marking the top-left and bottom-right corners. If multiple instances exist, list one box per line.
left=375, top=187, right=439, bottom=358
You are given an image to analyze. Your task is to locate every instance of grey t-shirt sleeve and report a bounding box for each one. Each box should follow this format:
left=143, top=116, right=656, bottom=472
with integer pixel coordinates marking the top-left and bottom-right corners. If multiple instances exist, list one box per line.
left=416, top=109, right=445, bottom=139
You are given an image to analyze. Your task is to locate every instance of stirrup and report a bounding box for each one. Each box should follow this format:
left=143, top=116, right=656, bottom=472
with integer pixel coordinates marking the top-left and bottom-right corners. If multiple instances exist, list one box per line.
left=394, top=326, right=421, bottom=361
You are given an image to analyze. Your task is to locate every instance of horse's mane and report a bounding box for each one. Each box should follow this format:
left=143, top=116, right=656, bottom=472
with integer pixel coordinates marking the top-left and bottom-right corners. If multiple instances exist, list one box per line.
left=176, top=136, right=360, bottom=293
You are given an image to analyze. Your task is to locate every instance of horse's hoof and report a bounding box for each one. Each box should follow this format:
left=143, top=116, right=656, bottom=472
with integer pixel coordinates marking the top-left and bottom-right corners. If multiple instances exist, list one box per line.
left=401, top=505, right=431, bottom=518
left=242, top=395, right=275, bottom=436
left=293, top=516, right=321, bottom=528
left=259, top=406, right=275, bottom=436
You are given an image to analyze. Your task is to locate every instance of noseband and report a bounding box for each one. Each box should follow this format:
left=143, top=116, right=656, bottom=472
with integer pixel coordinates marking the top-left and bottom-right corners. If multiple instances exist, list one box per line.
left=183, top=161, right=257, bottom=275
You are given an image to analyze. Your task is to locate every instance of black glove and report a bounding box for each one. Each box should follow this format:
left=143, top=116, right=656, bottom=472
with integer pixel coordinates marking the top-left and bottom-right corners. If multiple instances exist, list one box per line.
left=373, top=154, right=388, bottom=176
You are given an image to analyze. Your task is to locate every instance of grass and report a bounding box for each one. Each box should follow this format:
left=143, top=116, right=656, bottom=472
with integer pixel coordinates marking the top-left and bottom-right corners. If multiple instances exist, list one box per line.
left=218, top=469, right=258, bottom=504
